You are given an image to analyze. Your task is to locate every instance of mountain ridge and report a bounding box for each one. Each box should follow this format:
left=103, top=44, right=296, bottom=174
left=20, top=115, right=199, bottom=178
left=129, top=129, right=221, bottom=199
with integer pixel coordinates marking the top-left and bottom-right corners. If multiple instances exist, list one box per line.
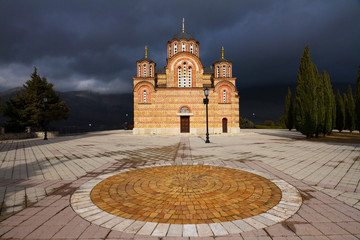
left=0, top=82, right=355, bottom=132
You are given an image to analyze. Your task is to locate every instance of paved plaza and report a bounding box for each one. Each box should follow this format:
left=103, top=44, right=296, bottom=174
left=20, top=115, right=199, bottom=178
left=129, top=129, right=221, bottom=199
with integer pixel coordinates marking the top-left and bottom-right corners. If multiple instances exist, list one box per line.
left=0, top=129, right=360, bottom=239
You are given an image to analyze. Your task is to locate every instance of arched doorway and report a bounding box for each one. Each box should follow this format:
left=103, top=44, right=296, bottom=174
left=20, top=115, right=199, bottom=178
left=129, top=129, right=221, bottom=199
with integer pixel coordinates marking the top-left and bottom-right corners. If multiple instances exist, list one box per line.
left=222, top=118, right=228, bottom=133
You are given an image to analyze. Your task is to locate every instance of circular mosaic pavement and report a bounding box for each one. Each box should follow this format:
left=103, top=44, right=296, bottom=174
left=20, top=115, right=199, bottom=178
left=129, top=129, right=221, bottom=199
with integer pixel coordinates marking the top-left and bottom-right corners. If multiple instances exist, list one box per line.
left=71, top=163, right=302, bottom=237
left=90, top=165, right=281, bottom=224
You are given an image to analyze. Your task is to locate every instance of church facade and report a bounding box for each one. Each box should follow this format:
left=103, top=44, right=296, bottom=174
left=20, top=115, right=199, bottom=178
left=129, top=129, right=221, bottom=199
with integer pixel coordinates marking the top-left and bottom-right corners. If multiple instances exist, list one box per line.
left=133, top=20, right=240, bottom=135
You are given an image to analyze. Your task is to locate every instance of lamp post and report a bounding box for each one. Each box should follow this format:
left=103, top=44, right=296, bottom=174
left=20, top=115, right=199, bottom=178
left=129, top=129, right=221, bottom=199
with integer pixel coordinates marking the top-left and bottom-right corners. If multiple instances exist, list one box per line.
left=43, top=97, right=48, bottom=140
left=203, top=87, right=210, bottom=143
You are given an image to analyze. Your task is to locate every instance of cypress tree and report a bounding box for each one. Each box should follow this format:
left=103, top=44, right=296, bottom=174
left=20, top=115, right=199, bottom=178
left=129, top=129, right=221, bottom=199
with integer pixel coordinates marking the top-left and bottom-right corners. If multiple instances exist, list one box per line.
left=284, top=87, right=293, bottom=130
left=355, top=66, right=360, bottom=131
left=321, top=71, right=335, bottom=135
left=343, top=93, right=348, bottom=130
left=336, top=90, right=345, bottom=132
left=346, top=85, right=355, bottom=132
left=294, top=45, right=319, bottom=138
left=316, top=71, right=325, bottom=137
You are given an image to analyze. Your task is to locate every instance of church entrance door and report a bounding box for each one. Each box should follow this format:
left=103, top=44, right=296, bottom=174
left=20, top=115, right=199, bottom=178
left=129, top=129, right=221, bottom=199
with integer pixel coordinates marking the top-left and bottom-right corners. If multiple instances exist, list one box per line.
left=222, top=118, right=228, bottom=133
left=180, top=116, right=190, bottom=133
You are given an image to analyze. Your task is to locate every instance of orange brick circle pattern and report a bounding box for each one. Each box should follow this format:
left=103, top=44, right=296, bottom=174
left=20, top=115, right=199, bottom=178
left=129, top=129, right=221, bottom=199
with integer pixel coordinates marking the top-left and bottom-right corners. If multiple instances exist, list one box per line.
left=90, top=165, right=282, bottom=224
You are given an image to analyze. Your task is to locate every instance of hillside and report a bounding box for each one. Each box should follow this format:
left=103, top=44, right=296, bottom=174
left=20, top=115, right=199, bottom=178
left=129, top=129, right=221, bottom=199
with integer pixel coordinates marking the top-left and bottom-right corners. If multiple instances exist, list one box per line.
left=0, top=82, right=355, bottom=132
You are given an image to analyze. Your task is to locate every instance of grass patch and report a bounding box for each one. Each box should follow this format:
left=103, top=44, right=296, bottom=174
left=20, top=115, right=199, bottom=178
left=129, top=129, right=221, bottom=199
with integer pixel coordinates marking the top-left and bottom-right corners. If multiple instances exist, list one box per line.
left=255, top=125, right=284, bottom=129
left=305, top=131, right=360, bottom=144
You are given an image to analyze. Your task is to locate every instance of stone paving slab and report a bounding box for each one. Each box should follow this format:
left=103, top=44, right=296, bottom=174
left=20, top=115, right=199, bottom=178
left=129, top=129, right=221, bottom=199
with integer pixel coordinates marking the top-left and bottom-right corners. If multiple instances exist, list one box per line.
left=0, top=129, right=359, bottom=239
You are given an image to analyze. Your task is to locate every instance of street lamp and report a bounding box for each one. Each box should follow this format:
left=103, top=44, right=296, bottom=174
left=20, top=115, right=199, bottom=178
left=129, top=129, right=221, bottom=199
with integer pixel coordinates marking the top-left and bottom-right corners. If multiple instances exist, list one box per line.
left=43, top=97, right=48, bottom=140
left=203, top=87, right=210, bottom=143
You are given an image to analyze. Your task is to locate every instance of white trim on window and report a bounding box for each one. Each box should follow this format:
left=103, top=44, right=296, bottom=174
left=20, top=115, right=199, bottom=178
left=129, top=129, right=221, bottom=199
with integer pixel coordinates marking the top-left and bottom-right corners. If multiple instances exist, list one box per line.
left=183, top=62, right=187, bottom=87
left=178, top=66, right=182, bottom=87
left=188, top=67, right=192, bottom=87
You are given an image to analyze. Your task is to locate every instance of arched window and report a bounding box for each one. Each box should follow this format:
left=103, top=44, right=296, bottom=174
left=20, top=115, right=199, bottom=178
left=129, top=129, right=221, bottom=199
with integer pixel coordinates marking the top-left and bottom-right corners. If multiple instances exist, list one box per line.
left=169, top=46, right=171, bottom=58
left=178, top=66, right=182, bottom=87
left=228, top=65, right=231, bottom=77
left=190, top=43, right=193, bottom=53
left=217, top=66, right=220, bottom=78
left=150, top=66, right=152, bottom=77
left=143, top=64, right=147, bottom=77
left=183, top=62, right=187, bottom=87
left=143, top=90, right=147, bottom=103
left=182, top=42, right=185, bottom=52
left=196, top=46, right=198, bottom=55
left=188, top=67, right=192, bottom=87
left=138, top=65, right=141, bottom=77
left=223, top=65, right=226, bottom=77
left=174, top=43, right=177, bottom=54
left=223, top=90, right=227, bottom=103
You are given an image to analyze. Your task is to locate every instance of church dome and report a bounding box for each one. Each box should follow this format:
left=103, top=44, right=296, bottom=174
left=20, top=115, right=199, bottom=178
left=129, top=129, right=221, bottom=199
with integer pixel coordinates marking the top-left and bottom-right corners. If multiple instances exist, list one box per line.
left=172, top=31, right=195, bottom=41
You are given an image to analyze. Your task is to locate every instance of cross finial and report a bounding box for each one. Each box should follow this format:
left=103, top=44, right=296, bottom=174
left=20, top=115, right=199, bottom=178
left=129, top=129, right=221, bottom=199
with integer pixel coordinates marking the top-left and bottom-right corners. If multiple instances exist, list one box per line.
left=145, top=45, right=147, bottom=58
left=222, top=46, right=224, bottom=59
left=182, top=18, right=185, bottom=33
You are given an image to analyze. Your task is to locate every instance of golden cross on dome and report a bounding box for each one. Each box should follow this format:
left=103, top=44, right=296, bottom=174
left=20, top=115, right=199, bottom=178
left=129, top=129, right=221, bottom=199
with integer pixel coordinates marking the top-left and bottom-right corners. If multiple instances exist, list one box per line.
left=222, top=46, right=224, bottom=59
left=145, top=45, right=147, bottom=58
left=182, top=18, right=185, bottom=33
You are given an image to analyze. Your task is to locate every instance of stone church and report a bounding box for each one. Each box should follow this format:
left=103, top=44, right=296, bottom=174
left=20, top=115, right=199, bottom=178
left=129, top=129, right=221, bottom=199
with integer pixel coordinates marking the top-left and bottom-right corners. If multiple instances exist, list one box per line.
left=133, top=20, right=240, bottom=135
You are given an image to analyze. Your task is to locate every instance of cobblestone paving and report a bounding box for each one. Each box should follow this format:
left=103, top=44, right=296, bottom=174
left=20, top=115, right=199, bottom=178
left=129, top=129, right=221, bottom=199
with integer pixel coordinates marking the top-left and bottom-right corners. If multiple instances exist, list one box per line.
left=0, top=129, right=360, bottom=239
left=89, top=165, right=283, bottom=223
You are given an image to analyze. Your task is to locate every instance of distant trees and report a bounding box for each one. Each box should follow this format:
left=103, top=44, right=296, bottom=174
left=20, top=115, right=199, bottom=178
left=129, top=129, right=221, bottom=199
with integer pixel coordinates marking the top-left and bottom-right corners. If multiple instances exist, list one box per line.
left=264, top=120, right=275, bottom=126
left=284, top=47, right=359, bottom=137
left=346, top=85, right=355, bottom=132
left=284, top=88, right=293, bottom=130
left=321, top=71, right=335, bottom=135
left=1, top=67, right=70, bottom=132
left=336, top=90, right=345, bottom=132
left=355, top=66, right=360, bottom=131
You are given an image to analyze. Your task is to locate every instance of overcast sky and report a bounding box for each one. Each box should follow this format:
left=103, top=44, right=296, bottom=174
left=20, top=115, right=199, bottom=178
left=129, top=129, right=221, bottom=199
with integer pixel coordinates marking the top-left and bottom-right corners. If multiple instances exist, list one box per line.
left=0, top=0, right=359, bottom=93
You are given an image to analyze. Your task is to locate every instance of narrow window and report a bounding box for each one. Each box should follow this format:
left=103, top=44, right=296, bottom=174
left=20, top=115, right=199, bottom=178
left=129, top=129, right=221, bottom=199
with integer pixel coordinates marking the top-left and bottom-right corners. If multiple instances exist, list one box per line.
left=228, top=65, right=231, bottom=77
left=217, top=66, right=219, bottom=78
left=183, top=62, right=187, bottom=87
left=223, top=65, right=226, bottom=77
left=143, top=90, right=147, bottom=103
left=190, top=43, right=193, bottom=53
left=138, top=65, right=141, bottom=77
left=195, top=46, right=198, bottom=55
left=174, top=43, right=177, bottom=54
left=223, top=90, right=226, bottom=103
left=178, top=66, right=182, bottom=87
left=182, top=42, right=185, bottom=52
left=188, top=67, right=192, bottom=87
left=143, top=64, right=147, bottom=77
left=150, top=66, right=152, bottom=77
left=169, top=46, right=171, bottom=58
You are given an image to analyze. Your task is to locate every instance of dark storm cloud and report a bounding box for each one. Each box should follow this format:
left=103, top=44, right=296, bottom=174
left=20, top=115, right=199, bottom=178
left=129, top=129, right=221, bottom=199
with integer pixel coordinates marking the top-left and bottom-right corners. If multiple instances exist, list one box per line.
left=0, top=0, right=359, bottom=93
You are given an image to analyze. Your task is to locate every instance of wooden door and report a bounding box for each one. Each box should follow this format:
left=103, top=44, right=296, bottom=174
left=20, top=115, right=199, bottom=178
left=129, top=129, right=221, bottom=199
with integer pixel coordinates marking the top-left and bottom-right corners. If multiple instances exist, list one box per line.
left=181, top=116, right=190, bottom=133
left=222, top=118, right=228, bottom=133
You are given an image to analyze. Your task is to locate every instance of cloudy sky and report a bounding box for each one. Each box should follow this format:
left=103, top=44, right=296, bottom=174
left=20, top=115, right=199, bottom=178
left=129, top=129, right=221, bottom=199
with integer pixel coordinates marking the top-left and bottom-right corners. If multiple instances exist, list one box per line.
left=0, top=0, right=359, bottom=93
